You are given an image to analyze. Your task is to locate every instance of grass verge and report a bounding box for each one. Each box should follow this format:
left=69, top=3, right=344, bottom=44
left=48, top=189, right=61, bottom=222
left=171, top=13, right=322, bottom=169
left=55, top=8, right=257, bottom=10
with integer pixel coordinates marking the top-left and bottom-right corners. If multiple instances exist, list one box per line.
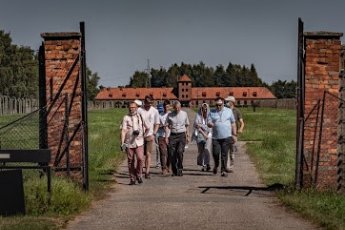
left=0, top=108, right=126, bottom=230
left=241, top=107, right=345, bottom=230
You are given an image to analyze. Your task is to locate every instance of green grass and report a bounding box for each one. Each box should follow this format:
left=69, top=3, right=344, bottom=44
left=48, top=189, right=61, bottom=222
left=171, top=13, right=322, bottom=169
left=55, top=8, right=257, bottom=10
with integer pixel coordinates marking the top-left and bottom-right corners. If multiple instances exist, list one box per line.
left=241, top=106, right=345, bottom=230
left=0, top=108, right=127, bottom=229
left=240, top=107, right=296, bottom=185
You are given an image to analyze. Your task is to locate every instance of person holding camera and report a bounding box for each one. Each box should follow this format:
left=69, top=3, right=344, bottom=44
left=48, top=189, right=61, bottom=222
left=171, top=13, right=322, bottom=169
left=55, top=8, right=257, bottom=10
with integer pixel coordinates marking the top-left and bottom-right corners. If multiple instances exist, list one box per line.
left=120, top=102, right=147, bottom=185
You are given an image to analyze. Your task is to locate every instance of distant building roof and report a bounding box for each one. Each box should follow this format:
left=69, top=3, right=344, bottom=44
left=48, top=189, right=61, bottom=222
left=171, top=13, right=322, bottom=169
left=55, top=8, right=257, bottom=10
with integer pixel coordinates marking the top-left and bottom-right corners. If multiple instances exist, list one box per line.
left=95, top=87, right=178, bottom=100
left=191, top=87, right=276, bottom=100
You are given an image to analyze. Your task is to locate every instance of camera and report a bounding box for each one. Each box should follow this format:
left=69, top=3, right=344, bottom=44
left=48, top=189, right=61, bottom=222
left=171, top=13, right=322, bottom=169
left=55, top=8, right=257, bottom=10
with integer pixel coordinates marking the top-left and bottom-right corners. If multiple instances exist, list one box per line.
left=132, top=130, right=140, bottom=136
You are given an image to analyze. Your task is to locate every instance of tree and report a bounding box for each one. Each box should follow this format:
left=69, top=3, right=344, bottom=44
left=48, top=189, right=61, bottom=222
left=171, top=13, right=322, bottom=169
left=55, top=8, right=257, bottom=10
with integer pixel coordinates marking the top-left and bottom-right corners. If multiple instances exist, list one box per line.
left=86, top=67, right=100, bottom=101
left=270, top=80, right=297, bottom=98
left=247, top=64, right=263, bottom=86
left=129, top=71, right=150, bottom=87
left=225, top=62, right=237, bottom=86
left=0, top=30, right=38, bottom=98
left=214, top=65, right=226, bottom=87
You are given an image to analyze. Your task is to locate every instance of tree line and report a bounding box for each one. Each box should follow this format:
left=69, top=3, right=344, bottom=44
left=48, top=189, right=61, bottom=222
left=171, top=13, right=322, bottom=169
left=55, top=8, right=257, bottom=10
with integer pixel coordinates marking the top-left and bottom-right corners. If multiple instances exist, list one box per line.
left=126, top=62, right=296, bottom=98
left=0, top=30, right=100, bottom=100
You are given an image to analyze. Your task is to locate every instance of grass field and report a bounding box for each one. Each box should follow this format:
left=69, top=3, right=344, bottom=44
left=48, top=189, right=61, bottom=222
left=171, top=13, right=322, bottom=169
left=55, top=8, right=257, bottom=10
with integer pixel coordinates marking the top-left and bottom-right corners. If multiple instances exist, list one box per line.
left=240, top=106, right=345, bottom=230
left=0, top=108, right=127, bottom=230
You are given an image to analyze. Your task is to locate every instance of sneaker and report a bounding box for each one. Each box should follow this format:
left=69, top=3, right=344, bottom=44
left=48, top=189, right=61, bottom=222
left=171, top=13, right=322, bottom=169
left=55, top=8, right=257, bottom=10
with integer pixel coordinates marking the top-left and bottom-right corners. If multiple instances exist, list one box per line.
left=225, top=168, right=233, bottom=173
left=213, top=167, right=218, bottom=174
left=129, top=180, right=136, bottom=185
left=201, top=166, right=205, bottom=172
left=137, top=177, right=143, bottom=184
left=156, top=163, right=161, bottom=169
left=221, top=171, right=228, bottom=177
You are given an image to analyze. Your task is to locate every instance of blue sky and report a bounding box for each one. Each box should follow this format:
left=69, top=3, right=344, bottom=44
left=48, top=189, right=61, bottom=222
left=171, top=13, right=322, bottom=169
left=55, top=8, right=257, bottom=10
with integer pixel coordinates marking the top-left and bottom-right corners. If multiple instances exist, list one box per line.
left=1, top=0, right=345, bottom=86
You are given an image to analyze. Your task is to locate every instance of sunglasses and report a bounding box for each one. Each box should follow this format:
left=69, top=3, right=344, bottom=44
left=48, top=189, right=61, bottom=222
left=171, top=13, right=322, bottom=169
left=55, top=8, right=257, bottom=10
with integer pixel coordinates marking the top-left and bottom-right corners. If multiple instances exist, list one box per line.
left=216, top=104, right=223, bottom=107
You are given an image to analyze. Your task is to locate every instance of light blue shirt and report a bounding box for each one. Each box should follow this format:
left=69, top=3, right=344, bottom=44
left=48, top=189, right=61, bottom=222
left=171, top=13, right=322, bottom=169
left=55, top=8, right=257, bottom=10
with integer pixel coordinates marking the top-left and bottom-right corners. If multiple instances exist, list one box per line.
left=207, top=107, right=235, bottom=139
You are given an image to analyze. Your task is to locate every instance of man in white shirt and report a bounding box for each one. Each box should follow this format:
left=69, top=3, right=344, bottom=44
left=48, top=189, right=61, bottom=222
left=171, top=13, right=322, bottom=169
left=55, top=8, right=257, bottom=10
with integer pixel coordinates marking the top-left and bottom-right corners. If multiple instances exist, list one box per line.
left=165, top=100, right=190, bottom=176
left=138, top=95, right=160, bottom=179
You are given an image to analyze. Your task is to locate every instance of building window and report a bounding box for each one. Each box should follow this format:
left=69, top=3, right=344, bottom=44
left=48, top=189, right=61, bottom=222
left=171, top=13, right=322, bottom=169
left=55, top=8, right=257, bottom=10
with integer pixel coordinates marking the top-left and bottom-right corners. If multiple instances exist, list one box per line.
left=202, top=92, right=206, bottom=97
left=243, top=92, right=247, bottom=97
left=163, top=92, right=167, bottom=97
left=229, top=92, right=234, bottom=96
left=136, top=93, right=140, bottom=97
left=109, top=93, right=113, bottom=98
left=122, top=93, right=126, bottom=97
left=253, top=92, right=257, bottom=97
left=182, top=89, right=184, bottom=92
left=182, top=95, right=185, bottom=98
left=186, top=89, right=188, bottom=92
left=216, top=92, right=220, bottom=97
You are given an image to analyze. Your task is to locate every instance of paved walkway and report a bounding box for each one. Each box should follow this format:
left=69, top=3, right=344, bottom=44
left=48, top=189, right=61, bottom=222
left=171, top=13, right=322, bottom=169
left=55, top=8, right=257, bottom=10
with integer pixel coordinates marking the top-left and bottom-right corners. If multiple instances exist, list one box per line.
left=67, top=109, right=319, bottom=230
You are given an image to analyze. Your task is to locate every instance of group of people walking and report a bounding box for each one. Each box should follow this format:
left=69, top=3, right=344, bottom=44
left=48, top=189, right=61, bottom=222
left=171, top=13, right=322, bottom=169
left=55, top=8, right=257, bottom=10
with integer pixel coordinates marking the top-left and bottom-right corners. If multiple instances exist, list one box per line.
left=120, top=95, right=244, bottom=185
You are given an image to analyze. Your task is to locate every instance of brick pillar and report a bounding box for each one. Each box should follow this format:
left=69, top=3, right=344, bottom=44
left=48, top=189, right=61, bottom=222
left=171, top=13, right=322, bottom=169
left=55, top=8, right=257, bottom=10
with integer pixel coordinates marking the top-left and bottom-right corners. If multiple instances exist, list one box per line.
left=304, top=32, right=343, bottom=189
left=41, top=33, right=83, bottom=174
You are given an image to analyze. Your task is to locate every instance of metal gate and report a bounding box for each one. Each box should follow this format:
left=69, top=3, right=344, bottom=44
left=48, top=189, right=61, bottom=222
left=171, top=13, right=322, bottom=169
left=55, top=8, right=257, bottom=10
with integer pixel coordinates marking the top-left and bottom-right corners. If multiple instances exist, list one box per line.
left=296, top=18, right=305, bottom=189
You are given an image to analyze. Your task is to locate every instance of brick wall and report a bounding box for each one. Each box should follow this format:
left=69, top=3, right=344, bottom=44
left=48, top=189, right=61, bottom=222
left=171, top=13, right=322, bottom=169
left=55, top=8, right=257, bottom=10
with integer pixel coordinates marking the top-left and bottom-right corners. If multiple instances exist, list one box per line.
left=41, top=33, right=83, bottom=173
left=303, top=32, right=343, bottom=189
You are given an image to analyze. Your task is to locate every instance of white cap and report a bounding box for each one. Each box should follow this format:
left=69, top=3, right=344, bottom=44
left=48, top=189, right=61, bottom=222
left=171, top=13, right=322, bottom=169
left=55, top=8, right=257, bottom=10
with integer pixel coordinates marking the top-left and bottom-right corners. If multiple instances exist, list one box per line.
left=134, top=99, right=143, bottom=106
left=225, top=96, right=236, bottom=104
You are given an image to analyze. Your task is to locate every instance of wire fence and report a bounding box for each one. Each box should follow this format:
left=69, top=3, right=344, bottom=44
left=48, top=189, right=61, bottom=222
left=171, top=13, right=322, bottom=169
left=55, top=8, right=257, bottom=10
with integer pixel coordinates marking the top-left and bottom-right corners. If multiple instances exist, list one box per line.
left=0, top=95, right=39, bottom=115
left=0, top=108, right=40, bottom=149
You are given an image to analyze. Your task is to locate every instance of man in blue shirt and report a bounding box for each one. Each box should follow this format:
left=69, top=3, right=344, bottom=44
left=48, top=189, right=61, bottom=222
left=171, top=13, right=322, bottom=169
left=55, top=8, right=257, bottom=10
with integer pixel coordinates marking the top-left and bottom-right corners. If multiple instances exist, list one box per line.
left=208, top=97, right=237, bottom=177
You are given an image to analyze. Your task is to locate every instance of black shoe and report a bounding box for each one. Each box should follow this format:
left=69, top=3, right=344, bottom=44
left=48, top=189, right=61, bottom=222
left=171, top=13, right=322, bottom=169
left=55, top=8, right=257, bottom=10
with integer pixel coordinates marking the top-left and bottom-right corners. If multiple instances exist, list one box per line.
left=201, top=166, right=205, bottom=172
left=221, top=171, right=228, bottom=177
left=145, top=173, right=151, bottom=179
left=137, top=177, right=143, bottom=184
left=206, top=165, right=211, bottom=171
left=213, top=167, right=218, bottom=174
left=178, top=169, right=183, bottom=176
left=129, top=180, right=136, bottom=185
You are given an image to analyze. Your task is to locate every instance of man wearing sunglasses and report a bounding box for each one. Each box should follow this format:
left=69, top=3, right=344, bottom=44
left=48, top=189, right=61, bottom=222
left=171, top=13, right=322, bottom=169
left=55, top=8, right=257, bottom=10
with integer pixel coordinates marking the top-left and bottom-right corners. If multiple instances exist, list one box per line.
left=207, top=97, right=237, bottom=177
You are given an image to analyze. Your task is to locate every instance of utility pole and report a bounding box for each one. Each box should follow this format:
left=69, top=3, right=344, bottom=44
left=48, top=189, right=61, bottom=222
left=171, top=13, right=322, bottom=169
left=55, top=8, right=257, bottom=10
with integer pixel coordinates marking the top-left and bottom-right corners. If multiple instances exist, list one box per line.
left=145, top=59, right=151, bottom=87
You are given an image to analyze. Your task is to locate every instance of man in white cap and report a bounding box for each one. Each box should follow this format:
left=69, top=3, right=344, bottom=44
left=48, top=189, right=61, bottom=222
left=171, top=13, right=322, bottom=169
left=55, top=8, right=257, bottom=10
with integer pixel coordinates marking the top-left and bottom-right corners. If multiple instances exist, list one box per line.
left=224, top=96, right=245, bottom=169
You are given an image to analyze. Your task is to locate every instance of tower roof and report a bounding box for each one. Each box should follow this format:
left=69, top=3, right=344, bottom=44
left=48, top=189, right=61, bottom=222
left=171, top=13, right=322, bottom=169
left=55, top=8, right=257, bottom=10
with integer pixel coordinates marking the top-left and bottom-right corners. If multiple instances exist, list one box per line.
left=178, top=74, right=192, bottom=82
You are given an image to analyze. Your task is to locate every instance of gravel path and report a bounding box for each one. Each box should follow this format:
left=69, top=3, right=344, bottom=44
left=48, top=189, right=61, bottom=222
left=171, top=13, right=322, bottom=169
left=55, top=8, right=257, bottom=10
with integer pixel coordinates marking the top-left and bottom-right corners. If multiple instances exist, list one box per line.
left=67, top=108, right=319, bottom=230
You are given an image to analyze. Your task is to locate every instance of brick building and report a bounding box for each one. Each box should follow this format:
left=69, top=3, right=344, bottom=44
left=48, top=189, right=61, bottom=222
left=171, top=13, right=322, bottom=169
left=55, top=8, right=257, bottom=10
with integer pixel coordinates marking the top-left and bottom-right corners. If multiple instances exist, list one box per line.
left=95, top=74, right=276, bottom=107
